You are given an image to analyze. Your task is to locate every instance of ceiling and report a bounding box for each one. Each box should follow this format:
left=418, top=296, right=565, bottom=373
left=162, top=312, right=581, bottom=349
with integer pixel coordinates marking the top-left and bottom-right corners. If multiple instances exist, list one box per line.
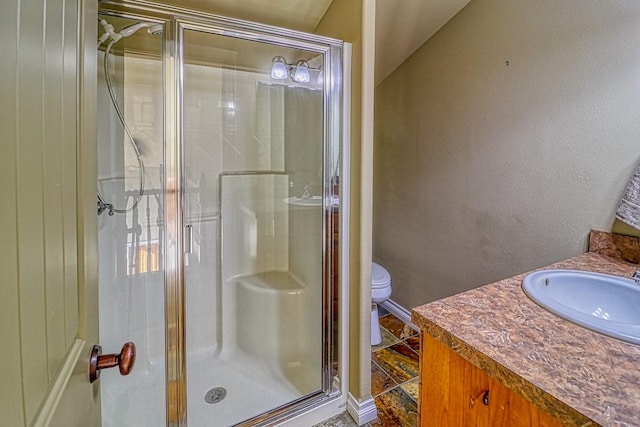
left=151, top=0, right=335, bottom=32
left=374, top=0, right=472, bottom=85
left=106, top=0, right=472, bottom=85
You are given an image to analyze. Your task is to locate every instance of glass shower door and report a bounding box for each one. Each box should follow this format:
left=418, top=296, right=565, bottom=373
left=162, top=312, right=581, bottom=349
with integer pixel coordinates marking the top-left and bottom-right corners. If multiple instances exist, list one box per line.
left=179, top=24, right=333, bottom=425
left=96, top=13, right=167, bottom=427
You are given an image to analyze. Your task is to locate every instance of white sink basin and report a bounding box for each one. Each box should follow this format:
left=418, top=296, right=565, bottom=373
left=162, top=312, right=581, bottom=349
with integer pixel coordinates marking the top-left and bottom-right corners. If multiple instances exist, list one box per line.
left=284, top=196, right=323, bottom=207
left=522, top=269, right=640, bottom=346
left=283, top=195, right=339, bottom=207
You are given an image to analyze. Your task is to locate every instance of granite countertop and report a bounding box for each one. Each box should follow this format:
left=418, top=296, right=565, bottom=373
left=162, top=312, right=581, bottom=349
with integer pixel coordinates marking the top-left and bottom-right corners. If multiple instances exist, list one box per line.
left=412, top=240, right=640, bottom=426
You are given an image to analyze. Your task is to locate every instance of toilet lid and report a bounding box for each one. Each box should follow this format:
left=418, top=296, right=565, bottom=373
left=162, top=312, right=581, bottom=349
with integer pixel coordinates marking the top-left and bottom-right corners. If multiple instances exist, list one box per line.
left=371, top=262, right=391, bottom=288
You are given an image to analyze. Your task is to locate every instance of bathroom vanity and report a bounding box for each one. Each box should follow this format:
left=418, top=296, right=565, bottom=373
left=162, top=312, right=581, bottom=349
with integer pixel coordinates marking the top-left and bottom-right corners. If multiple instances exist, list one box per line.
left=419, top=333, right=563, bottom=426
left=412, top=231, right=640, bottom=426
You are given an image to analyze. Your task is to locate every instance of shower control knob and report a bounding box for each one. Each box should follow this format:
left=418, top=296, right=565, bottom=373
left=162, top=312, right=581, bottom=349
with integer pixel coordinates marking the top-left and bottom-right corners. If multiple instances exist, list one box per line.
left=89, top=342, right=136, bottom=383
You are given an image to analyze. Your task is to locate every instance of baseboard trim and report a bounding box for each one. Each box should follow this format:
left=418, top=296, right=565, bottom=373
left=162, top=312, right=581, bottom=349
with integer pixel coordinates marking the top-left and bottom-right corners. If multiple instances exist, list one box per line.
left=346, top=393, right=377, bottom=425
left=380, top=299, right=419, bottom=331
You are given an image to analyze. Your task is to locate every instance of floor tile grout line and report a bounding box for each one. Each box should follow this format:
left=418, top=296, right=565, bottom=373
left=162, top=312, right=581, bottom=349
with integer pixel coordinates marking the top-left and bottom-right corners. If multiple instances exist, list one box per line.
left=372, top=347, right=419, bottom=390
left=373, top=330, right=415, bottom=347
left=371, top=353, right=403, bottom=386
left=371, top=328, right=402, bottom=352
left=375, top=375, right=419, bottom=396
left=377, top=323, right=418, bottom=344
left=371, top=341, right=400, bottom=353
left=374, top=338, right=418, bottom=356
left=400, top=337, right=420, bottom=357
left=374, top=382, right=402, bottom=398
left=371, top=359, right=399, bottom=397
left=372, top=338, right=400, bottom=349
left=396, top=374, right=419, bottom=385
left=371, top=358, right=396, bottom=379
left=374, top=382, right=419, bottom=407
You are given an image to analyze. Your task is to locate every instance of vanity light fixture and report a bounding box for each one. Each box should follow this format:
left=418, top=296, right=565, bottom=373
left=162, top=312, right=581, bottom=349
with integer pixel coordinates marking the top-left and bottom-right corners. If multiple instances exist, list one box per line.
left=292, top=60, right=310, bottom=83
left=270, top=56, right=321, bottom=84
left=270, top=56, right=289, bottom=80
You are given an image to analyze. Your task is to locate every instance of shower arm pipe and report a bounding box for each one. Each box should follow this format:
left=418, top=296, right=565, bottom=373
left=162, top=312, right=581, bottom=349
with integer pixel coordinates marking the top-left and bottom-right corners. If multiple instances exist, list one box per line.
left=98, top=17, right=115, bottom=47
left=97, top=39, right=146, bottom=215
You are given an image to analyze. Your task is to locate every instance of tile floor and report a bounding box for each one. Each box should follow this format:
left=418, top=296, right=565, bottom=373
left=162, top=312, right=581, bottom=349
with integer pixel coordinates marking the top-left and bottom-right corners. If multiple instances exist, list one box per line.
left=313, top=307, right=420, bottom=427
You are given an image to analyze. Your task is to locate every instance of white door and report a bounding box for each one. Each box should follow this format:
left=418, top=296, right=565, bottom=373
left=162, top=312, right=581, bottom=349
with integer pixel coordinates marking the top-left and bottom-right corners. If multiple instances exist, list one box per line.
left=0, top=0, right=104, bottom=425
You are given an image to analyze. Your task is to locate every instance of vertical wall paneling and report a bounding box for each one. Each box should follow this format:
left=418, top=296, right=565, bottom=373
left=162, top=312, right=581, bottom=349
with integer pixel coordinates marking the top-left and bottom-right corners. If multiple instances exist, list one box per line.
left=62, top=0, right=79, bottom=345
left=43, top=0, right=102, bottom=423
left=0, top=0, right=26, bottom=423
left=43, top=0, right=67, bottom=380
left=16, top=0, right=49, bottom=421
left=1, top=0, right=85, bottom=423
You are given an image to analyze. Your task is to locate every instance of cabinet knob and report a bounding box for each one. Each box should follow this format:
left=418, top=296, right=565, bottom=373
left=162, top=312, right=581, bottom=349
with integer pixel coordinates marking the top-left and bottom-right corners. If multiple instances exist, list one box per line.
left=482, top=390, right=490, bottom=405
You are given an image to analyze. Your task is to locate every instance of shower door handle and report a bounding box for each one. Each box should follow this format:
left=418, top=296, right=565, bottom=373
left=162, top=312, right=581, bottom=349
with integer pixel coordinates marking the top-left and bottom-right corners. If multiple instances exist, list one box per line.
left=89, top=342, right=136, bottom=383
left=184, top=224, right=193, bottom=253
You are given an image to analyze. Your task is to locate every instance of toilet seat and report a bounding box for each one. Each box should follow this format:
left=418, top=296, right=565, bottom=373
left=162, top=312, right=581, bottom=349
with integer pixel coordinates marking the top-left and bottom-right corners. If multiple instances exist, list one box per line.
left=372, top=262, right=391, bottom=289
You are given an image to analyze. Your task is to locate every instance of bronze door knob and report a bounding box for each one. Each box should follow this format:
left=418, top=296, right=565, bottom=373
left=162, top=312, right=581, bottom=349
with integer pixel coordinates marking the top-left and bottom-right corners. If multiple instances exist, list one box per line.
left=89, top=342, right=136, bottom=383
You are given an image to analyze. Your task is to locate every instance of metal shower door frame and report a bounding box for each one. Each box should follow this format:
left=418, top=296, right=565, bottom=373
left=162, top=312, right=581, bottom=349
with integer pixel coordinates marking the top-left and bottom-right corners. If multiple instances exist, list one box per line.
left=172, top=16, right=344, bottom=426
left=98, top=2, right=344, bottom=426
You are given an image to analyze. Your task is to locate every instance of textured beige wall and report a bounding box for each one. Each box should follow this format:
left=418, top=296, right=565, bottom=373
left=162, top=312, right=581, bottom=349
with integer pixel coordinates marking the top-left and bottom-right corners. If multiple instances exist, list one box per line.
left=374, top=0, right=640, bottom=309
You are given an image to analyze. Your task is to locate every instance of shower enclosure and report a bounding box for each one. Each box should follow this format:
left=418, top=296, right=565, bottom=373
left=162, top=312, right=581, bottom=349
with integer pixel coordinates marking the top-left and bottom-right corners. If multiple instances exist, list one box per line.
left=96, top=2, right=345, bottom=426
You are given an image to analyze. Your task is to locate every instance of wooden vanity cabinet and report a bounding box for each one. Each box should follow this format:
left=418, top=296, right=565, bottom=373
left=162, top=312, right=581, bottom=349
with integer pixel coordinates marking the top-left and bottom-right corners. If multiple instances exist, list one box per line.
left=419, top=333, right=564, bottom=427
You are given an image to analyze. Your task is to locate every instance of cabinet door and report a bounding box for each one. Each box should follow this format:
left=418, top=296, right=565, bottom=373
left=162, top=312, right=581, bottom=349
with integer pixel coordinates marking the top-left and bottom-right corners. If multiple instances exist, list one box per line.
left=420, top=334, right=490, bottom=426
left=487, top=375, right=563, bottom=427
left=420, top=333, right=563, bottom=427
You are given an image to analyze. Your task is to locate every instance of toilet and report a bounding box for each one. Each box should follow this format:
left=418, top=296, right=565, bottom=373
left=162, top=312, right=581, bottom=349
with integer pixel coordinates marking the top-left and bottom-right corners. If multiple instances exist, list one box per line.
left=371, top=262, right=392, bottom=345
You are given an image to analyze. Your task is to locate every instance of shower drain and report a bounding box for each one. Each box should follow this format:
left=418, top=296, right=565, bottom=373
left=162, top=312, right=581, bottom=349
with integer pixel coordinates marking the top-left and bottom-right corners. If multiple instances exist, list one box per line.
left=204, top=387, right=227, bottom=404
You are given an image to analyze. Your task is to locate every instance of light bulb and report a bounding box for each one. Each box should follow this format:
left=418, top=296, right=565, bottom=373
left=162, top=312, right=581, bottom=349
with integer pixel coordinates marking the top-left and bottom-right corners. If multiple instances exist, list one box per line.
left=292, top=60, right=310, bottom=83
left=271, top=56, right=288, bottom=80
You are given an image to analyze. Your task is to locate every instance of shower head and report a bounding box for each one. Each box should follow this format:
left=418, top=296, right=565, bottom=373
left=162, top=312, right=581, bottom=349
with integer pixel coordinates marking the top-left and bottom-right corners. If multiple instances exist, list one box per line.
left=98, top=18, right=163, bottom=46
left=119, top=22, right=163, bottom=38
left=148, top=24, right=163, bottom=36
